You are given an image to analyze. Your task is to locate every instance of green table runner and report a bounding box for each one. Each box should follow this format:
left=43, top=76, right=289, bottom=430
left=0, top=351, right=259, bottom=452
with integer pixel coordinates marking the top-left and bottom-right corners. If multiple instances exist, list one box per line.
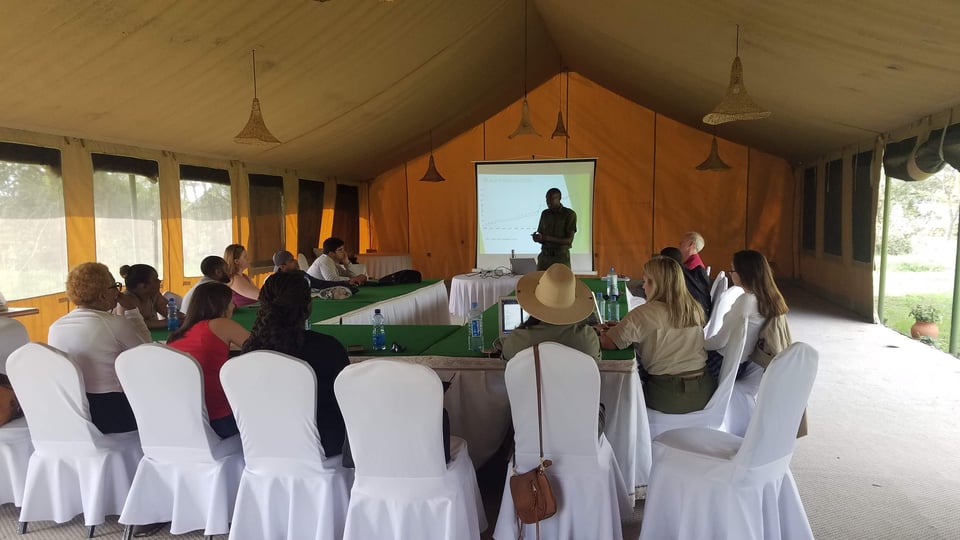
left=311, top=324, right=461, bottom=356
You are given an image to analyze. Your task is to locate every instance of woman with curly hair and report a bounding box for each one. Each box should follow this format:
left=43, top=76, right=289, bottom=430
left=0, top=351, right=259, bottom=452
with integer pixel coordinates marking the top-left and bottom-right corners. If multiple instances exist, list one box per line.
left=224, top=244, right=260, bottom=307
left=113, top=263, right=180, bottom=330
left=241, top=271, right=349, bottom=456
left=48, top=262, right=151, bottom=433
left=167, top=282, right=250, bottom=438
left=599, top=256, right=714, bottom=413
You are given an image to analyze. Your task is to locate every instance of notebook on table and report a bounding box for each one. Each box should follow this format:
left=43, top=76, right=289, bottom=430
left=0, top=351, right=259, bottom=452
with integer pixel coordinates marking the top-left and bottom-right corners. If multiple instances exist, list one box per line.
left=509, top=258, right=538, bottom=275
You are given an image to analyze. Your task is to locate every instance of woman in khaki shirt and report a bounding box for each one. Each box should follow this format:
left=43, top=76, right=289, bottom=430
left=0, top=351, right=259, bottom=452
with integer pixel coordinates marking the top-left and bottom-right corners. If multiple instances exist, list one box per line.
left=599, top=256, right=715, bottom=413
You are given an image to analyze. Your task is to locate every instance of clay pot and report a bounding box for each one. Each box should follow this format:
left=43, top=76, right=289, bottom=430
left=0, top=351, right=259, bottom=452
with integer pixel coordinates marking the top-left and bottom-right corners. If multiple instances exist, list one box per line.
left=910, top=321, right=939, bottom=339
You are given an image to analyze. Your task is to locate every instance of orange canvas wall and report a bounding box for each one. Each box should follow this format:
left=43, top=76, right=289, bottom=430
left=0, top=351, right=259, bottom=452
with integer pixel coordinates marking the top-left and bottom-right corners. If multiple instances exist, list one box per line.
left=368, top=72, right=796, bottom=281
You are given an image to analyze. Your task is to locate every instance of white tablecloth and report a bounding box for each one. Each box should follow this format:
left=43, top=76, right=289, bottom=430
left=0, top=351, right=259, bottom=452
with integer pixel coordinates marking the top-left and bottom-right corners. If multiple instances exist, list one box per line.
left=356, top=253, right=413, bottom=279
left=318, top=281, right=449, bottom=326
left=349, top=354, right=650, bottom=503
left=449, top=273, right=521, bottom=323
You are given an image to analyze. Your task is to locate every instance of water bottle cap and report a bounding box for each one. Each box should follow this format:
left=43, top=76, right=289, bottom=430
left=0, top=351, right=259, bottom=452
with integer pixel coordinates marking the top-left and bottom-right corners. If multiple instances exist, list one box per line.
left=471, top=301, right=478, bottom=309
left=375, top=308, right=381, bottom=314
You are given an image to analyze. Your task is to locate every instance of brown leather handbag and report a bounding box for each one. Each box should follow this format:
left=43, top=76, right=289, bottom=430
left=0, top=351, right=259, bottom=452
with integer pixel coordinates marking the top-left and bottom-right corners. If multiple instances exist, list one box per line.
left=509, top=344, right=557, bottom=539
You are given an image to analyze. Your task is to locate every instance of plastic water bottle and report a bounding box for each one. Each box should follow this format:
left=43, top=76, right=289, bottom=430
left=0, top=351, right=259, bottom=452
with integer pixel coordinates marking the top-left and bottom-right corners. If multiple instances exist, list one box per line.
left=595, top=292, right=606, bottom=321
left=166, top=298, right=179, bottom=332
left=371, top=309, right=386, bottom=351
left=467, top=301, right=484, bottom=352
left=304, top=275, right=313, bottom=330
left=606, top=266, right=619, bottom=298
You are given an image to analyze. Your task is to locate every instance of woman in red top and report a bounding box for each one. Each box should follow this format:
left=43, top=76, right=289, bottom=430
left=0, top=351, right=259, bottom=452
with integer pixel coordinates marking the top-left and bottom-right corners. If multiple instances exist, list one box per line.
left=166, top=282, right=250, bottom=438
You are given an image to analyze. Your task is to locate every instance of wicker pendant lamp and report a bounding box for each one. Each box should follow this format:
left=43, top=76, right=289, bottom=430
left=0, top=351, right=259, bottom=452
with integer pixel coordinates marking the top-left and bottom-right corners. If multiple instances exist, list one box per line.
left=509, top=0, right=541, bottom=139
left=419, top=130, right=446, bottom=182
left=702, top=25, right=770, bottom=125
left=696, top=136, right=731, bottom=171
left=234, top=50, right=281, bottom=145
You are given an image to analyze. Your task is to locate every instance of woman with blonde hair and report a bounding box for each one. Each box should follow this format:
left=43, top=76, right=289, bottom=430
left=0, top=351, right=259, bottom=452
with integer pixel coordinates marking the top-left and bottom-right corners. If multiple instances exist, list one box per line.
left=48, top=262, right=150, bottom=433
left=224, top=244, right=260, bottom=307
left=599, top=256, right=714, bottom=413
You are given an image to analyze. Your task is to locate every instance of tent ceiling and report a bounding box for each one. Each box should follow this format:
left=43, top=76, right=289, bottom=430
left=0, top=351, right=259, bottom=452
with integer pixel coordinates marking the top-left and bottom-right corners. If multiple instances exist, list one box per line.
left=1, top=0, right=958, bottom=179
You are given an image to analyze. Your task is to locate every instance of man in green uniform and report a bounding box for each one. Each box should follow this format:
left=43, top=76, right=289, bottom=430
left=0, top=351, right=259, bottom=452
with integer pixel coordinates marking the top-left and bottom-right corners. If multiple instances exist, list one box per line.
left=532, top=187, right=577, bottom=270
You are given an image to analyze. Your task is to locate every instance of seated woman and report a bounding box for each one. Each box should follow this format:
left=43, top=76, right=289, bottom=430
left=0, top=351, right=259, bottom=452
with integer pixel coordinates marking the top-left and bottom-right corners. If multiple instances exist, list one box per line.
left=500, top=263, right=601, bottom=362
left=599, top=256, right=715, bottom=414
left=240, top=272, right=349, bottom=457
left=224, top=244, right=260, bottom=307
left=705, top=250, right=788, bottom=379
left=48, top=262, right=150, bottom=433
left=166, top=282, right=250, bottom=438
left=113, top=263, right=179, bottom=330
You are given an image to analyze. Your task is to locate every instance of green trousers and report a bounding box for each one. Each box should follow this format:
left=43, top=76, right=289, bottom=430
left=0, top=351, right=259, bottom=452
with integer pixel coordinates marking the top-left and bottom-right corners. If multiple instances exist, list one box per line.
left=537, top=251, right=571, bottom=271
left=644, top=371, right=717, bottom=414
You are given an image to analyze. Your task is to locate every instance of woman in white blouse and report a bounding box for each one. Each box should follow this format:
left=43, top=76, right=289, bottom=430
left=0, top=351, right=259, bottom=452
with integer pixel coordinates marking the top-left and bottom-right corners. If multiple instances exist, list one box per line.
left=704, top=250, right=788, bottom=378
left=47, top=262, right=150, bottom=433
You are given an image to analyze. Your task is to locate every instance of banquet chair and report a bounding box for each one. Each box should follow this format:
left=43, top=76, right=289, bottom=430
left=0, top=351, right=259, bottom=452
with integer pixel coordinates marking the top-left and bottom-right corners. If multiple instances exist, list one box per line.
left=7, top=343, right=142, bottom=537
left=116, top=344, right=244, bottom=539
left=710, top=270, right=729, bottom=308
left=703, top=285, right=744, bottom=339
left=494, top=343, right=631, bottom=540
left=647, top=317, right=749, bottom=441
left=639, top=342, right=818, bottom=540
left=297, top=253, right=309, bottom=271
left=220, top=351, right=353, bottom=540
left=724, top=361, right=766, bottom=437
left=0, top=320, right=32, bottom=507
left=335, top=359, right=485, bottom=540
left=0, top=317, right=29, bottom=373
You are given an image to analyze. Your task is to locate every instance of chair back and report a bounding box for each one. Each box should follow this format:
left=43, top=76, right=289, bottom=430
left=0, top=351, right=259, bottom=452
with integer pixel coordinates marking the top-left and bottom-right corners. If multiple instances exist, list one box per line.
left=735, top=342, right=818, bottom=469
left=0, top=318, right=29, bottom=374
left=7, top=343, right=101, bottom=448
left=506, top=342, right=600, bottom=468
left=709, top=271, right=729, bottom=308
left=116, top=343, right=220, bottom=461
left=297, top=253, right=309, bottom=271
left=704, top=317, right=749, bottom=413
left=704, top=285, right=744, bottom=339
left=335, top=359, right=446, bottom=478
left=220, top=351, right=326, bottom=466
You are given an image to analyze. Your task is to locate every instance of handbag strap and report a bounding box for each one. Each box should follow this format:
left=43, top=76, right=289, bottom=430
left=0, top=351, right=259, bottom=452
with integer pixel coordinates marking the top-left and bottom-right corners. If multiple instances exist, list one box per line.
left=533, top=344, right=545, bottom=460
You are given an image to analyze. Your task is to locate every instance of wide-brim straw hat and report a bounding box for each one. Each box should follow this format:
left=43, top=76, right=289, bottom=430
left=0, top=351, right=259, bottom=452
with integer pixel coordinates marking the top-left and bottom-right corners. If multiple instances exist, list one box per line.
left=515, top=263, right=595, bottom=325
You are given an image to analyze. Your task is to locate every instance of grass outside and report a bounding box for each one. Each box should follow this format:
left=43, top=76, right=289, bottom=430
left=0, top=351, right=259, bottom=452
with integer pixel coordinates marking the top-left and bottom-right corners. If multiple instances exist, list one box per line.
left=882, top=293, right=952, bottom=352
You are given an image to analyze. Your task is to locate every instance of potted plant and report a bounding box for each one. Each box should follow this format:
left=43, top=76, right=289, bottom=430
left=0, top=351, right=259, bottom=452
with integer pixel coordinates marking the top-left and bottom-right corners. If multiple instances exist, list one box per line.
left=909, top=304, right=941, bottom=339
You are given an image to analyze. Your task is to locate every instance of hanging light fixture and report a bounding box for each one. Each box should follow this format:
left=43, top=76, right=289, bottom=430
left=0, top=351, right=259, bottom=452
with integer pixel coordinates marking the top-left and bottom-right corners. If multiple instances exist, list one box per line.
left=696, top=135, right=731, bottom=171
left=509, top=0, right=541, bottom=139
left=551, top=68, right=570, bottom=139
left=702, top=25, right=770, bottom=125
left=419, top=130, right=446, bottom=182
left=234, top=49, right=281, bottom=145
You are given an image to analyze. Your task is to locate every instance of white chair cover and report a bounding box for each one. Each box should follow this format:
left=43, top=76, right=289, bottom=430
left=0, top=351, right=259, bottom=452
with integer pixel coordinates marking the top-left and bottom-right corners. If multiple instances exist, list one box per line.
left=297, top=253, right=309, bottom=271
left=335, top=359, right=485, bottom=540
left=710, top=270, right=729, bottom=309
left=116, top=344, right=243, bottom=536
left=7, top=343, right=142, bottom=526
left=640, top=342, right=818, bottom=540
left=494, top=342, right=631, bottom=540
left=0, top=317, right=29, bottom=374
left=724, top=361, right=765, bottom=437
left=647, top=317, right=749, bottom=441
left=0, top=321, right=32, bottom=506
left=221, top=351, right=353, bottom=540
left=704, top=285, right=744, bottom=339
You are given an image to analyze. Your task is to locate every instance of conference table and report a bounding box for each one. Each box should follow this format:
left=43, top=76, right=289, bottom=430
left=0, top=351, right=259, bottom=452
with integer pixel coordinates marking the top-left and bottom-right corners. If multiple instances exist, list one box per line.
left=356, top=253, right=413, bottom=279
left=151, top=279, right=650, bottom=502
left=448, top=272, right=522, bottom=322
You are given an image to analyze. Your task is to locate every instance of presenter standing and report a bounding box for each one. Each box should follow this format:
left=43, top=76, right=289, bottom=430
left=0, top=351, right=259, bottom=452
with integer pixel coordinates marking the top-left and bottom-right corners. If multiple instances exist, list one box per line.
left=532, top=187, right=577, bottom=271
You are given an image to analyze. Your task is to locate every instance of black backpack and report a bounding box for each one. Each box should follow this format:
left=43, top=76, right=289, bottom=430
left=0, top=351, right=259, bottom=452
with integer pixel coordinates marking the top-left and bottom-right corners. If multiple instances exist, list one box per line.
left=376, top=269, right=422, bottom=286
